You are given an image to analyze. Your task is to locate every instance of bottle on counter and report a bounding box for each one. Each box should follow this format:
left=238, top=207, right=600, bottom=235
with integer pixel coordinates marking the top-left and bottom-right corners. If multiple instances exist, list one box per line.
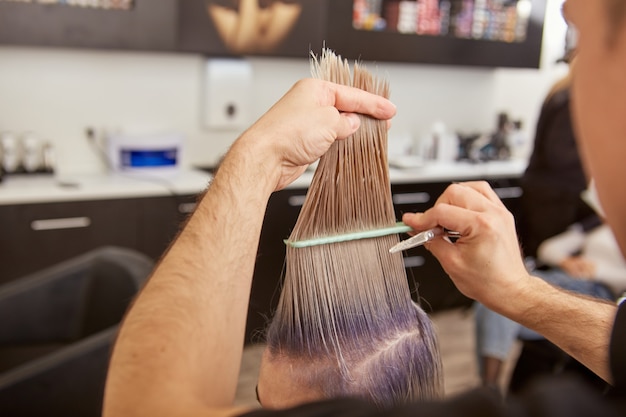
left=0, top=131, right=23, bottom=174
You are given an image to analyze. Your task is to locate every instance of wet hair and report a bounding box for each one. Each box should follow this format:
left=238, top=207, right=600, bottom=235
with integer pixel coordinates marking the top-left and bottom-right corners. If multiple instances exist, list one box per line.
left=265, top=275, right=443, bottom=408
left=264, top=50, right=444, bottom=409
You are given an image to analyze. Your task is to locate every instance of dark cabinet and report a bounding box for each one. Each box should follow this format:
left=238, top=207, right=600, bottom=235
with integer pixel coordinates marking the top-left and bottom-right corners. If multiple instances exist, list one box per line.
left=0, top=199, right=138, bottom=284
left=245, top=177, right=523, bottom=344
left=391, top=181, right=464, bottom=312
left=135, top=195, right=198, bottom=261
left=0, top=194, right=197, bottom=285
left=247, top=188, right=307, bottom=344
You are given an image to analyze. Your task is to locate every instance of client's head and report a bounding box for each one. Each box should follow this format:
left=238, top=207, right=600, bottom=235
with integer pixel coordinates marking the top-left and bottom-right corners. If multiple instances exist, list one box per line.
left=257, top=240, right=444, bottom=409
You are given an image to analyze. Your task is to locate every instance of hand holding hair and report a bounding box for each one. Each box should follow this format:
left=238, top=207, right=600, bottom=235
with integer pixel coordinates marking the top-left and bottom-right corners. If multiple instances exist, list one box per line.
left=243, top=78, right=396, bottom=191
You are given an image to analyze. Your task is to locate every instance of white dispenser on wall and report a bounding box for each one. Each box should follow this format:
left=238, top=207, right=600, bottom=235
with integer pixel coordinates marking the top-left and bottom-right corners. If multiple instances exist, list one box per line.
left=203, top=58, right=252, bottom=130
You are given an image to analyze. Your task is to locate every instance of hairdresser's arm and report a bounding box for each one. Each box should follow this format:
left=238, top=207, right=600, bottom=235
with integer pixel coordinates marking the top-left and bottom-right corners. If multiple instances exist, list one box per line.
left=103, top=78, right=396, bottom=417
left=402, top=181, right=617, bottom=383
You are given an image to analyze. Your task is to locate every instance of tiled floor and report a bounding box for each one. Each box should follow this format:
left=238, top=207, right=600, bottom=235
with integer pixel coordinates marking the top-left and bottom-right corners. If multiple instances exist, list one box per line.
left=234, top=307, right=521, bottom=408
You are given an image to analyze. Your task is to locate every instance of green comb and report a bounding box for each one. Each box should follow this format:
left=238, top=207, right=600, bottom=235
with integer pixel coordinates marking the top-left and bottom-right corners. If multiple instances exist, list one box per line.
left=283, top=222, right=412, bottom=248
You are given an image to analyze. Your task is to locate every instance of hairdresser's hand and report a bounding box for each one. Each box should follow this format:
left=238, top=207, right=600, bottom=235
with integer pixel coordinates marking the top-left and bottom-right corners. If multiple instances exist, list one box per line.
left=238, top=78, right=396, bottom=191
left=401, top=181, right=530, bottom=312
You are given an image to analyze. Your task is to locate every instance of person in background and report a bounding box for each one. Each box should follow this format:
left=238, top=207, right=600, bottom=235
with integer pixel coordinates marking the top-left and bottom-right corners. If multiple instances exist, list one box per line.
left=518, top=62, right=598, bottom=260
left=475, top=215, right=626, bottom=391
left=103, top=1, right=626, bottom=416
left=538, top=222, right=626, bottom=294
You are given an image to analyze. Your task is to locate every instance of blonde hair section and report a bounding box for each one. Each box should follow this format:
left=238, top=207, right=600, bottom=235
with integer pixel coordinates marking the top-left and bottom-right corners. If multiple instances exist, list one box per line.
left=265, top=49, right=444, bottom=408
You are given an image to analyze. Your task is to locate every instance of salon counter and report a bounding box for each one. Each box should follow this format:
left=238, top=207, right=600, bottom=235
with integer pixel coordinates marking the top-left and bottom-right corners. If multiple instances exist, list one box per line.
left=0, top=170, right=212, bottom=284
left=0, top=170, right=212, bottom=206
left=286, top=159, right=526, bottom=188
left=0, top=159, right=524, bottom=204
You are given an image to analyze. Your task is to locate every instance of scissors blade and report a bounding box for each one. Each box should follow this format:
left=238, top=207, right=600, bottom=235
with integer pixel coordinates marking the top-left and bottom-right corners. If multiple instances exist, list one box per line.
left=388, top=228, right=438, bottom=254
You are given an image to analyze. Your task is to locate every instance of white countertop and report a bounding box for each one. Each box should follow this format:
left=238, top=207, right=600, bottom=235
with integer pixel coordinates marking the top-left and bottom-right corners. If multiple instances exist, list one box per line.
left=0, top=170, right=213, bottom=205
left=0, top=159, right=526, bottom=205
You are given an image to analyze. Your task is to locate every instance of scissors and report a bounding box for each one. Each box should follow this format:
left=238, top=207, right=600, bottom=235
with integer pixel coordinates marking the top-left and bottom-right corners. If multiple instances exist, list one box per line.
left=389, top=227, right=461, bottom=254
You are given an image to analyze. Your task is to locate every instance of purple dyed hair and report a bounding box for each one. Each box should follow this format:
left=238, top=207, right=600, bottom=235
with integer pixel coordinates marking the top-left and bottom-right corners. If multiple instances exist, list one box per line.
left=264, top=237, right=444, bottom=408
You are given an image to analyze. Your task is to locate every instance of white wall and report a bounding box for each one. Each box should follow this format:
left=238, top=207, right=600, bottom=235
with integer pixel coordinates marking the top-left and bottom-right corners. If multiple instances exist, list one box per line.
left=0, top=0, right=567, bottom=176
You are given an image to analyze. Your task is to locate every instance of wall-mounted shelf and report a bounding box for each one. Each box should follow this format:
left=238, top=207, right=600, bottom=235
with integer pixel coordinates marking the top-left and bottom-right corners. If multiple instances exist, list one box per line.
left=0, top=0, right=546, bottom=68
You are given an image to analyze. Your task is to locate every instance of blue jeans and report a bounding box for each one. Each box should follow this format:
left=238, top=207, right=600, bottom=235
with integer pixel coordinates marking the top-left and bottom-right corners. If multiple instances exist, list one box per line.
left=475, top=269, right=614, bottom=363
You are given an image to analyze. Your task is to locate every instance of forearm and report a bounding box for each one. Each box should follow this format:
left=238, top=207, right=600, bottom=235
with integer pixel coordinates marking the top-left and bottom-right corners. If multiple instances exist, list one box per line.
left=102, top=73, right=398, bottom=417
left=103, top=136, right=280, bottom=417
left=404, top=182, right=619, bottom=384
left=500, top=276, right=617, bottom=383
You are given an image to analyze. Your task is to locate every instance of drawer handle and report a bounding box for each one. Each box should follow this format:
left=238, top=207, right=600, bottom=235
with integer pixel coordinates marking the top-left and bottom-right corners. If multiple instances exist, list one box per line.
left=178, top=202, right=197, bottom=214
left=403, top=255, right=425, bottom=268
left=288, top=195, right=307, bottom=207
left=31, top=217, right=91, bottom=231
left=392, top=192, right=431, bottom=205
left=493, top=186, right=523, bottom=199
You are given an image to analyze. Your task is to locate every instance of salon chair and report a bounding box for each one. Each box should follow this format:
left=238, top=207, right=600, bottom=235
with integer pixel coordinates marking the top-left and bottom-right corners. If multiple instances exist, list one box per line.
left=0, top=246, right=153, bottom=417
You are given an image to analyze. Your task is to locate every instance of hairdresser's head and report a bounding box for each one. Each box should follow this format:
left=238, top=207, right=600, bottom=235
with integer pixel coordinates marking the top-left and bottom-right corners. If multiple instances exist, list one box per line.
left=258, top=301, right=443, bottom=409
left=564, top=0, right=626, bottom=255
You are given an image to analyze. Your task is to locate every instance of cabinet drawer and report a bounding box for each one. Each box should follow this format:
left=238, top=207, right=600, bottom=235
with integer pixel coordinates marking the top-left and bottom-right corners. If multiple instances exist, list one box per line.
left=0, top=199, right=139, bottom=284
left=403, top=246, right=472, bottom=311
left=391, top=182, right=448, bottom=216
